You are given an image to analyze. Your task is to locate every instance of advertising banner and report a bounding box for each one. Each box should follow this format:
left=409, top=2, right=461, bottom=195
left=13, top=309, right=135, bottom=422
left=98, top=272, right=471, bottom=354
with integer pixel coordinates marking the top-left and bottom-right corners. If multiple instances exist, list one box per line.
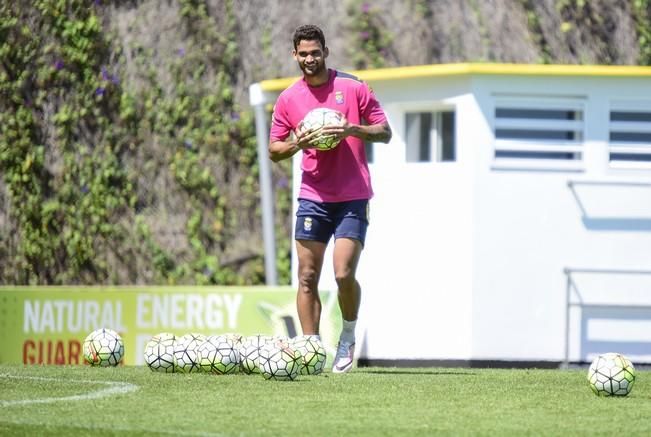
left=0, top=287, right=340, bottom=366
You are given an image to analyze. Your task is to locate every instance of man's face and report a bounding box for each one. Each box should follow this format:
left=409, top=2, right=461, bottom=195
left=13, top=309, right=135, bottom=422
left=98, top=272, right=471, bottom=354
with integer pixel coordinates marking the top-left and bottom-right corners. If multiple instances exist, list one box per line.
left=293, top=39, right=328, bottom=77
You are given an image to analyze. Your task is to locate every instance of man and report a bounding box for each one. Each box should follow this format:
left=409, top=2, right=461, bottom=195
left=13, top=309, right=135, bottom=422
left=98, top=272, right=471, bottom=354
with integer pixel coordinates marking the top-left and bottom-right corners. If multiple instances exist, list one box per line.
left=269, top=24, right=392, bottom=373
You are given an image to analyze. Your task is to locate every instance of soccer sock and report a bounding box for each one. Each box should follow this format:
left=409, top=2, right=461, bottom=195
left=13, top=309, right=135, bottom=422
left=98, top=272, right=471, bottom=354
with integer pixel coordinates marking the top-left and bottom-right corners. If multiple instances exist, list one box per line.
left=339, top=319, right=357, bottom=344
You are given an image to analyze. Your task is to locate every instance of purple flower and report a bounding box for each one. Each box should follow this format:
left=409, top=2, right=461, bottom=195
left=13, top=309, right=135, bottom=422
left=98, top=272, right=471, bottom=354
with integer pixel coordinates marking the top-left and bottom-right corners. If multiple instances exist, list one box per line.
left=81, top=185, right=89, bottom=194
left=95, top=87, right=105, bottom=96
left=100, top=67, right=120, bottom=85
left=361, top=2, right=370, bottom=13
left=360, top=31, right=370, bottom=40
left=54, top=60, right=64, bottom=70
left=230, top=111, right=240, bottom=121
left=184, top=139, right=193, bottom=149
left=277, top=177, right=289, bottom=189
left=177, top=48, right=186, bottom=57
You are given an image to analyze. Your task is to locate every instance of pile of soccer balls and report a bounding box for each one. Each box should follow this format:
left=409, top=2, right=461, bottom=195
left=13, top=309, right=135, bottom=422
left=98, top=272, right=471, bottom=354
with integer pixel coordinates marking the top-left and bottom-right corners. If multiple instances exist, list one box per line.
left=143, top=332, right=327, bottom=381
left=82, top=328, right=327, bottom=381
left=297, top=107, right=345, bottom=151
left=587, top=352, right=636, bottom=396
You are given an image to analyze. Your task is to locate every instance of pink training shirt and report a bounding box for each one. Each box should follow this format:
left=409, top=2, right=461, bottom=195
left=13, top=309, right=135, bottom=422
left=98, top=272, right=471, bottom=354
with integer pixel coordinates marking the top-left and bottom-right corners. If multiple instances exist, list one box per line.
left=270, top=69, right=388, bottom=202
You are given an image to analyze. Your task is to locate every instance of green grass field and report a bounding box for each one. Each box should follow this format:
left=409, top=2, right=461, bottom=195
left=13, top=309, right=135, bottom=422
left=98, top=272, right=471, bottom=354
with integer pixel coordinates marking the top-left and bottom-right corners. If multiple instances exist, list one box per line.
left=1, top=364, right=650, bottom=436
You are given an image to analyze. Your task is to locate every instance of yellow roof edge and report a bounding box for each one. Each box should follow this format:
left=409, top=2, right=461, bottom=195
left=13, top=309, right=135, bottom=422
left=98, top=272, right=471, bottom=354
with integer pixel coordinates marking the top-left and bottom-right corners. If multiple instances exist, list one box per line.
left=259, top=62, right=651, bottom=91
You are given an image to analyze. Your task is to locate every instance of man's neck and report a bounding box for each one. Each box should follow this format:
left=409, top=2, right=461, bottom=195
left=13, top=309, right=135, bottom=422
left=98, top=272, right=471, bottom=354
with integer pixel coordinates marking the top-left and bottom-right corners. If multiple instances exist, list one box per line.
left=304, top=68, right=330, bottom=87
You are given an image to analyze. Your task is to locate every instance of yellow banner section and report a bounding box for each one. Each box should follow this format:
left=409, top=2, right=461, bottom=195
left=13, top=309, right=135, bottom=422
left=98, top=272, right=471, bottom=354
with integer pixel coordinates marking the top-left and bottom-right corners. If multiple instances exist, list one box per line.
left=0, top=287, right=339, bottom=366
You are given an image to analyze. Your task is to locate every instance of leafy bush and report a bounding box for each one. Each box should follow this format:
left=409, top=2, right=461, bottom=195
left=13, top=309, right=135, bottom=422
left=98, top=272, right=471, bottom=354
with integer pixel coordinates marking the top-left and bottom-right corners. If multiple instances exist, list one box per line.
left=0, top=0, right=292, bottom=285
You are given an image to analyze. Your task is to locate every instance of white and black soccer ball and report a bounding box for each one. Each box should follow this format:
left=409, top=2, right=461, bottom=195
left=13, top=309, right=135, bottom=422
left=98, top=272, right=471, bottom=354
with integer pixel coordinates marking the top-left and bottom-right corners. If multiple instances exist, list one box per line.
left=197, top=335, right=240, bottom=375
left=221, top=332, right=244, bottom=348
left=173, top=333, right=206, bottom=373
left=291, top=335, right=327, bottom=375
left=258, top=343, right=302, bottom=381
left=270, top=335, right=291, bottom=348
left=298, top=107, right=344, bottom=151
left=144, top=332, right=176, bottom=373
left=82, top=328, right=124, bottom=367
left=587, top=352, right=636, bottom=396
left=239, top=334, right=272, bottom=374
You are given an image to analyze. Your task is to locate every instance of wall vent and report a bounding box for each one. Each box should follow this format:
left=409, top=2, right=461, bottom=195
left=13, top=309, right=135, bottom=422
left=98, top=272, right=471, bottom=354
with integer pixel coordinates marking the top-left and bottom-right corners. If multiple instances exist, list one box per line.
left=609, top=102, right=651, bottom=167
left=493, top=97, right=584, bottom=169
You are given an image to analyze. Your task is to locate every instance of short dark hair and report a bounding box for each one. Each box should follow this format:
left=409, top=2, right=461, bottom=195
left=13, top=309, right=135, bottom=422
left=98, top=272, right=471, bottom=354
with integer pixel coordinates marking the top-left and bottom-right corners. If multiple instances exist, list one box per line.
left=292, top=24, right=326, bottom=50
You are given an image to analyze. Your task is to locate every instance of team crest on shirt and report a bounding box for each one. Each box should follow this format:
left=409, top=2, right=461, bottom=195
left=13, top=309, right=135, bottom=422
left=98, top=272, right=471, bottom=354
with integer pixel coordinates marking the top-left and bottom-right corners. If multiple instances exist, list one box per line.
left=303, top=217, right=313, bottom=232
left=335, top=91, right=344, bottom=104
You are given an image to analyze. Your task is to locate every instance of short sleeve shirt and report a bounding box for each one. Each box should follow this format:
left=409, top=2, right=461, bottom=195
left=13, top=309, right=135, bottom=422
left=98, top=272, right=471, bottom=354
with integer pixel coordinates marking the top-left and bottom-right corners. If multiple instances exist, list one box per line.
left=270, top=69, right=387, bottom=202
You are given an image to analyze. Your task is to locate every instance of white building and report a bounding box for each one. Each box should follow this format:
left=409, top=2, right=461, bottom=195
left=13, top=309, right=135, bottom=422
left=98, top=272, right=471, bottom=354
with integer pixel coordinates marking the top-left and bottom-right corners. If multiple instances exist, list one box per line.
left=250, top=63, right=651, bottom=366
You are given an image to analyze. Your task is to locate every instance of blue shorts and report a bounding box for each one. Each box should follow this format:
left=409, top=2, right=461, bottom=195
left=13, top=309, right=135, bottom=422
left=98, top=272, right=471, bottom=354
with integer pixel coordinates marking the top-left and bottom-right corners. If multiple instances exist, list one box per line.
left=295, top=198, right=369, bottom=246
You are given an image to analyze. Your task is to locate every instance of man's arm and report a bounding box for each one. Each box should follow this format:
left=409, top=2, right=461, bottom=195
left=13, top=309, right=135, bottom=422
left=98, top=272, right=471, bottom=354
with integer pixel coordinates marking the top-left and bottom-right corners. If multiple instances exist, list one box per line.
left=346, top=121, right=392, bottom=143
left=321, top=119, right=392, bottom=144
left=269, top=128, right=326, bottom=162
left=269, top=139, right=300, bottom=162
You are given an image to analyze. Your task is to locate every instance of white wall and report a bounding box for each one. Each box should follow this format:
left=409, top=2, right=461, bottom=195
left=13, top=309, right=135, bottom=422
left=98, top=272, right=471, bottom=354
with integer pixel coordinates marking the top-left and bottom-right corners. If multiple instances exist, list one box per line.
left=470, top=75, right=651, bottom=362
left=289, top=72, right=651, bottom=363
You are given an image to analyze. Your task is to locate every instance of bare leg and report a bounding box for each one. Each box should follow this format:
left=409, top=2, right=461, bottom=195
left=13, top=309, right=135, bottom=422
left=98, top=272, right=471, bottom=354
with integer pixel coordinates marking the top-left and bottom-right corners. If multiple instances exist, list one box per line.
left=295, top=239, right=327, bottom=335
left=333, top=238, right=363, bottom=321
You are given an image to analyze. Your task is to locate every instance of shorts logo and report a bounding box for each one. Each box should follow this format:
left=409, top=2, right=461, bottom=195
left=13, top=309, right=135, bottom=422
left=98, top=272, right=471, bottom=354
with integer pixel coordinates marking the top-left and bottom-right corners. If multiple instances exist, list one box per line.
left=335, top=91, right=344, bottom=105
left=303, top=217, right=313, bottom=232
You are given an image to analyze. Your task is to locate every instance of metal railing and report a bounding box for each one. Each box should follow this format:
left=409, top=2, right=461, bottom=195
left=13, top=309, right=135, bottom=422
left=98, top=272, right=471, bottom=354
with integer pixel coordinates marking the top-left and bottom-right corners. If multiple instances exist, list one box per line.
left=563, top=267, right=651, bottom=368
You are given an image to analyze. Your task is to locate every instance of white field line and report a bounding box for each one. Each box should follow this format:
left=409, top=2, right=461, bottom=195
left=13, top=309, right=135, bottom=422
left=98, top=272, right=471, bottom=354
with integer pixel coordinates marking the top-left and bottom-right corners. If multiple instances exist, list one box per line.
left=0, top=374, right=228, bottom=436
left=0, top=373, right=139, bottom=407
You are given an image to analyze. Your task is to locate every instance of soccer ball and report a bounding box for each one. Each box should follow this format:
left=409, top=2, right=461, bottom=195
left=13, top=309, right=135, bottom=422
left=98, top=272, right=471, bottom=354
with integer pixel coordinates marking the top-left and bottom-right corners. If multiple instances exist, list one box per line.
left=271, top=335, right=291, bottom=347
left=258, top=342, right=302, bottom=381
left=239, top=334, right=272, bottom=374
left=587, top=352, right=636, bottom=396
left=298, top=107, right=344, bottom=151
left=291, top=335, right=327, bottom=375
left=197, top=335, right=240, bottom=375
left=220, top=332, right=244, bottom=348
left=143, top=332, right=176, bottom=373
left=82, top=328, right=124, bottom=367
left=173, top=333, right=206, bottom=373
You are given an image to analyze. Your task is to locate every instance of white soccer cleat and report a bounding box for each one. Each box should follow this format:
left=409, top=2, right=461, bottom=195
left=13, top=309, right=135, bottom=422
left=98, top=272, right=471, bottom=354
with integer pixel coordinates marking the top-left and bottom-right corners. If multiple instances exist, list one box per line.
left=332, top=341, right=355, bottom=373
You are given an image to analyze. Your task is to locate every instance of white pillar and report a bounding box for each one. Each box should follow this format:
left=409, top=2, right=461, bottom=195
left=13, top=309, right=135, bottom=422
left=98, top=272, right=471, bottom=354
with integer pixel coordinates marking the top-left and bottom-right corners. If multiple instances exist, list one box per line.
left=250, top=83, right=277, bottom=285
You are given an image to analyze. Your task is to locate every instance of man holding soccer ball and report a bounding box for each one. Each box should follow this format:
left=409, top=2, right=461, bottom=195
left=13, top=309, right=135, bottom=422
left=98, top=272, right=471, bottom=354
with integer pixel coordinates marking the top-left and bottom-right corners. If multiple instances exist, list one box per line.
left=269, top=24, right=392, bottom=373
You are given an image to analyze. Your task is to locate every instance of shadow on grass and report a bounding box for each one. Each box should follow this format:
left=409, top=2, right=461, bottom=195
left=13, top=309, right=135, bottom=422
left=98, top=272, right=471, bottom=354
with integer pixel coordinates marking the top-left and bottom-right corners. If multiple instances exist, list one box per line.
left=354, top=369, right=477, bottom=376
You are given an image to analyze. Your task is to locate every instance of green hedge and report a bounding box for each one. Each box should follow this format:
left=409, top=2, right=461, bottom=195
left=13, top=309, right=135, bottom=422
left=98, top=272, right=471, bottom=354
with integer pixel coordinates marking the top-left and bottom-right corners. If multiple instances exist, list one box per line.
left=0, top=0, right=292, bottom=285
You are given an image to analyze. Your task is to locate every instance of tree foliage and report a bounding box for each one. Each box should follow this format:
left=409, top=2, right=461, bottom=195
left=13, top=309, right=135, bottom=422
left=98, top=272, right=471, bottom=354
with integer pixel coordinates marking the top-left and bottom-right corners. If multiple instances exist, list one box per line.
left=0, top=0, right=294, bottom=285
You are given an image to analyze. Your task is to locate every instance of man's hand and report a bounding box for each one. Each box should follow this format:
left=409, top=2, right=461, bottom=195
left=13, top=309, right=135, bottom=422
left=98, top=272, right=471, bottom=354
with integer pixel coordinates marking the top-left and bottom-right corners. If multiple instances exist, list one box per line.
left=296, top=126, right=329, bottom=150
left=320, top=112, right=392, bottom=144
left=319, top=112, right=349, bottom=142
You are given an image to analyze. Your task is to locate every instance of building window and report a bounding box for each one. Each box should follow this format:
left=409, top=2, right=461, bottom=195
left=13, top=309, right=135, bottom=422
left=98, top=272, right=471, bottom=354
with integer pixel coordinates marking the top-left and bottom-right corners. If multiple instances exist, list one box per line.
left=493, top=98, right=584, bottom=163
left=405, top=110, right=455, bottom=163
left=609, top=105, right=651, bottom=165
